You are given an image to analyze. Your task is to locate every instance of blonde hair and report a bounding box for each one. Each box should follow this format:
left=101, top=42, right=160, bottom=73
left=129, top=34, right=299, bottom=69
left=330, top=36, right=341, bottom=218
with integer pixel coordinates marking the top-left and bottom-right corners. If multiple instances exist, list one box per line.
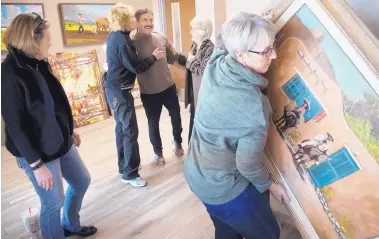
left=108, top=3, right=135, bottom=30
left=3, top=13, right=50, bottom=57
left=190, top=17, right=213, bottom=40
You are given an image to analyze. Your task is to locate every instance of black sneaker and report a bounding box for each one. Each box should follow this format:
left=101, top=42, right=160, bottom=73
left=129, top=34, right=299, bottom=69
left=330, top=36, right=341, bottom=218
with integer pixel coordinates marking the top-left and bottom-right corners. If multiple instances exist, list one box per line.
left=63, top=226, right=97, bottom=237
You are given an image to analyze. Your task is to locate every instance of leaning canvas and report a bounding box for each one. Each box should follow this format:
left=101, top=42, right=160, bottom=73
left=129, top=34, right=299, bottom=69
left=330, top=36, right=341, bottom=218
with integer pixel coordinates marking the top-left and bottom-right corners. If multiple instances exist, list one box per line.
left=49, top=49, right=110, bottom=127
left=1, top=4, right=44, bottom=51
left=264, top=0, right=379, bottom=238
left=58, top=4, right=113, bottom=46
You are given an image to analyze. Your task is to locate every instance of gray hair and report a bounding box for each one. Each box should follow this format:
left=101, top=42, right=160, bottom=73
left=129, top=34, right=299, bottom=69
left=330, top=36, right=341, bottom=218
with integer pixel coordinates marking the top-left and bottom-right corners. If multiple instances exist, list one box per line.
left=190, top=16, right=213, bottom=40
left=219, top=12, right=276, bottom=58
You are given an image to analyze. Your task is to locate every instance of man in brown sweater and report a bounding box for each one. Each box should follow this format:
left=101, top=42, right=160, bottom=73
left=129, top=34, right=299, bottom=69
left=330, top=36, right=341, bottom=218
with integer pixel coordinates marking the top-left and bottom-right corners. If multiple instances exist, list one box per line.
left=131, top=8, right=186, bottom=164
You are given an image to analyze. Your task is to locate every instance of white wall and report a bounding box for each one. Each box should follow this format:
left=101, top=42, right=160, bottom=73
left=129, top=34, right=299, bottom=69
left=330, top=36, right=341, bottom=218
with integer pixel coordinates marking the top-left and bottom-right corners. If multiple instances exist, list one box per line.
left=225, top=0, right=280, bottom=19
left=195, top=0, right=216, bottom=42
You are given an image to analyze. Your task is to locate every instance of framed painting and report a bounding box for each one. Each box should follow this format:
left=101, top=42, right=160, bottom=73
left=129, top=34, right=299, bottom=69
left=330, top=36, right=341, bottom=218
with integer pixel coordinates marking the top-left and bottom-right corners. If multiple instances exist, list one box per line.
left=263, top=0, right=379, bottom=238
left=49, top=49, right=110, bottom=127
left=1, top=3, right=44, bottom=51
left=58, top=4, right=113, bottom=46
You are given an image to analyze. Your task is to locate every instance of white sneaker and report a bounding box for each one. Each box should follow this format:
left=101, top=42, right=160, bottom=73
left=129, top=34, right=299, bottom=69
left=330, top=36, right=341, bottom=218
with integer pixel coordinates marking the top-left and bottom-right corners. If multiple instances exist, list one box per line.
left=154, top=154, right=166, bottom=164
left=122, top=177, right=147, bottom=187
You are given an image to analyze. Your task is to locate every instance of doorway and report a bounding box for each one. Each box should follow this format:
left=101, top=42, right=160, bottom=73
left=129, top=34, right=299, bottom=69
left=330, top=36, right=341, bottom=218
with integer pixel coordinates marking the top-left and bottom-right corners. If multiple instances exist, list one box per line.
left=164, top=0, right=196, bottom=89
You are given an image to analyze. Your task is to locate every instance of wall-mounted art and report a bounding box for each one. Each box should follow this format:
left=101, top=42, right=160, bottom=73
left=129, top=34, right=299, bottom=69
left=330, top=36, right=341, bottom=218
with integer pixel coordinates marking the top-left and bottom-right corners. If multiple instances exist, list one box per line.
left=263, top=0, right=379, bottom=238
left=58, top=4, right=113, bottom=46
left=49, top=49, right=110, bottom=127
left=1, top=3, right=44, bottom=51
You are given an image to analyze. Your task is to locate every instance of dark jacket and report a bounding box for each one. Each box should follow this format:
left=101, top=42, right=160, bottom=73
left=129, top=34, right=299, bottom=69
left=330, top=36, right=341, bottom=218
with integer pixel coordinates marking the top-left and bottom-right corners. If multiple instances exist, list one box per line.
left=177, top=40, right=214, bottom=109
left=1, top=47, right=74, bottom=165
left=104, top=30, right=156, bottom=101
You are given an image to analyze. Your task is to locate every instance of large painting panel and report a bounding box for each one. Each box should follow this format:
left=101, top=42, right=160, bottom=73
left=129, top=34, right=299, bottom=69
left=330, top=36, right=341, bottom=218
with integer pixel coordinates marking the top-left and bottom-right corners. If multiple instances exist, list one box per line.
left=49, top=49, right=110, bottom=127
left=265, top=1, right=379, bottom=238
left=59, top=4, right=112, bottom=46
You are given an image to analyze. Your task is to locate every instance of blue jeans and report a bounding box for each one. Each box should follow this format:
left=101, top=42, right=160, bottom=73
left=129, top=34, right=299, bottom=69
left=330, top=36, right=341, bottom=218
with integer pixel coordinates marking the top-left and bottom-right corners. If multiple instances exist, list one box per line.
left=105, top=88, right=141, bottom=180
left=204, top=185, right=280, bottom=239
left=17, top=145, right=91, bottom=239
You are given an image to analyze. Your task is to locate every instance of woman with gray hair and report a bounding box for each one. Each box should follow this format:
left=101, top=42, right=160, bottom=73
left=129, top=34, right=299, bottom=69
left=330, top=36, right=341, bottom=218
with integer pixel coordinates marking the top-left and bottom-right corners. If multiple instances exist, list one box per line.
left=184, top=12, right=289, bottom=239
left=177, top=17, right=214, bottom=142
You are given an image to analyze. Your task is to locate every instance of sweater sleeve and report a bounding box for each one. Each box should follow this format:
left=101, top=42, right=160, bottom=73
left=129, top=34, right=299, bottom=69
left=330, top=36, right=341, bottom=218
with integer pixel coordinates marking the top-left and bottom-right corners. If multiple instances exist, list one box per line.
left=236, top=129, right=272, bottom=193
left=119, top=37, right=156, bottom=74
left=1, top=73, right=41, bottom=165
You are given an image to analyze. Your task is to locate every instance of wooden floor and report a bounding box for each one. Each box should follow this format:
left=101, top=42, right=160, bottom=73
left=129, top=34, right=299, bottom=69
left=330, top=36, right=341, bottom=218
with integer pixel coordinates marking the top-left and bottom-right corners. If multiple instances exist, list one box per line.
left=1, top=104, right=302, bottom=239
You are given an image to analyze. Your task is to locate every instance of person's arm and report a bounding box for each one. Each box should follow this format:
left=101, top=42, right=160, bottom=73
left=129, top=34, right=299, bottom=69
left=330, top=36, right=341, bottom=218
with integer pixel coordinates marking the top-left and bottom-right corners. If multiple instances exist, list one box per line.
left=236, top=129, right=272, bottom=193
left=1, top=73, right=41, bottom=165
left=119, top=37, right=157, bottom=74
left=187, top=44, right=214, bottom=76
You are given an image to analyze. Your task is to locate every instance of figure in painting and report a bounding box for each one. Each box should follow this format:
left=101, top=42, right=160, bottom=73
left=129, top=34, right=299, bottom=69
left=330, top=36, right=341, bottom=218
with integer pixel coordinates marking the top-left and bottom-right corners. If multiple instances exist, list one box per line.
left=294, top=132, right=334, bottom=165
left=77, top=12, right=84, bottom=33
left=274, top=98, right=311, bottom=133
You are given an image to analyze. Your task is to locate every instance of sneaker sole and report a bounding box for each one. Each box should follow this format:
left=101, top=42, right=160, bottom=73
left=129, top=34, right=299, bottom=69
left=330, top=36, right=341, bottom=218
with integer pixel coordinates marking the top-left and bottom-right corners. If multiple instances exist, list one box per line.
left=121, top=179, right=147, bottom=188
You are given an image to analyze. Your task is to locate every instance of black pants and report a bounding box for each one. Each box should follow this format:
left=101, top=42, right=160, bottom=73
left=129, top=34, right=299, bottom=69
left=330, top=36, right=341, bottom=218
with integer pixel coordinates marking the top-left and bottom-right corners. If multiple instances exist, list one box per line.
left=105, top=88, right=140, bottom=180
left=141, top=84, right=183, bottom=156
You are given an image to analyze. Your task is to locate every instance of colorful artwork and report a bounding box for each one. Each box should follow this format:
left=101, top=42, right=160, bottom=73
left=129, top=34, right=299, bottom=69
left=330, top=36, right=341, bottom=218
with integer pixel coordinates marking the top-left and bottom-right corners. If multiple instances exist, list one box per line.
left=49, top=49, right=110, bottom=127
left=59, top=4, right=113, bottom=46
left=265, top=1, right=379, bottom=239
left=1, top=4, right=44, bottom=51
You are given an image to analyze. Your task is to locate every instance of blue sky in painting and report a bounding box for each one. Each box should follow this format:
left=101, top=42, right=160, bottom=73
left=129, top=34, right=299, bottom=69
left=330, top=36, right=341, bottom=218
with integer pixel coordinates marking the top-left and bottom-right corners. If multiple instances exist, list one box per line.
left=296, top=5, right=375, bottom=100
left=1, top=4, right=43, bottom=28
left=62, top=5, right=113, bottom=23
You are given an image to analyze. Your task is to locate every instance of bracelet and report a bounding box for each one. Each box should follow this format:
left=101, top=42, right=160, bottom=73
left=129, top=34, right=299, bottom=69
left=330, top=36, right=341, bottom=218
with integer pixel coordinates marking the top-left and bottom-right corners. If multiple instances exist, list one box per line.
left=31, top=160, right=44, bottom=171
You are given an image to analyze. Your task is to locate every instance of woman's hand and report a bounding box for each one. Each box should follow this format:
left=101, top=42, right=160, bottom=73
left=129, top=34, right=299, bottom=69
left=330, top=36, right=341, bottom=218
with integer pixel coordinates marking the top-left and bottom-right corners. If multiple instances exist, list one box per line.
left=73, top=131, right=81, bottom=147
left=268, top=183, right=290, bottom=204
left=34, top=164, right=54, bottom=191
left=153, top=48, right=166, bottom=60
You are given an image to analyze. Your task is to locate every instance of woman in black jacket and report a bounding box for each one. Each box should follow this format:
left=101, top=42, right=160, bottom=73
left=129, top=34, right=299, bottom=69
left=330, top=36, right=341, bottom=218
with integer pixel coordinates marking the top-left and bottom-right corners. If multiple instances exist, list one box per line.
left=1, top=13, right=96, bottom=238
left=177, top=17, right=214, bottom=142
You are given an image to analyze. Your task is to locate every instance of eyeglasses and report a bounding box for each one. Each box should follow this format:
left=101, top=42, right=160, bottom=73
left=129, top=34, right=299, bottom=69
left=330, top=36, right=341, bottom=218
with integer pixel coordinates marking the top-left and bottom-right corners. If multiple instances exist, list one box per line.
left=248, top=40, right=277, bottom=57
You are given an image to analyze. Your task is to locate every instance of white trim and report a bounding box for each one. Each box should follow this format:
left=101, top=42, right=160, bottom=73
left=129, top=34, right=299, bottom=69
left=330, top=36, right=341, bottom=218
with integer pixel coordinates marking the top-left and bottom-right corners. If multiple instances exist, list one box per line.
left=171, top=2, right=183, bottom=52
left=263, top=151, right=320, bottom=239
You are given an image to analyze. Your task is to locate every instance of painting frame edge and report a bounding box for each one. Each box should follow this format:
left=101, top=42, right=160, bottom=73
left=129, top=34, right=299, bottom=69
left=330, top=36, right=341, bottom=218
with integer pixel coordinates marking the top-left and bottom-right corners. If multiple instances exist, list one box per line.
left=1, top=3, right=45, bottom=53
left=319, top=0, right=379, bottom=76
left=57, top=3, right=113, bottom=47
left=263, top=0, right=379, bottom=237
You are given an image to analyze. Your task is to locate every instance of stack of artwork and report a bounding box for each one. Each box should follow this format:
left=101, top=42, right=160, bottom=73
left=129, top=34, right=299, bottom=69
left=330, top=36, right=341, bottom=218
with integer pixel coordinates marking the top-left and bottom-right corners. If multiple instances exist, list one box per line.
left=48, top=49, right=110, bottom=127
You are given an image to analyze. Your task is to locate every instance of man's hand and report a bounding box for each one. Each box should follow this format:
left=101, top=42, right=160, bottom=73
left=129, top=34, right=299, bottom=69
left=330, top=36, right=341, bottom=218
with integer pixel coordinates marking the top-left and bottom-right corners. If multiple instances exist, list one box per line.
left=153, top=48, right=166, bottom=60
left=168, top=41, right=177, bottom=55
left=73, top=131, right=81, bottom=147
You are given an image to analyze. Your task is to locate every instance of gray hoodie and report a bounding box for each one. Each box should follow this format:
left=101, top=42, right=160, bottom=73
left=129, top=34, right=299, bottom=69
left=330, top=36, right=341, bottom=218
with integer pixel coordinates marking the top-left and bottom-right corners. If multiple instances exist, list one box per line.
left=184, top=48, right=273, bottom=205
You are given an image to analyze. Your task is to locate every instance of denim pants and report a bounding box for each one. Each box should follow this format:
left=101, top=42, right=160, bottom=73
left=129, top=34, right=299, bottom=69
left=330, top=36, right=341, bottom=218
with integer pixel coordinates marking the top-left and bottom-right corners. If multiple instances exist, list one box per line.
left=140, top=84, right=183, bottom=156
left=106, top=88, right=141, bottom=180
left=203, top=184, right=280, bottom=239
left=17, top=145, right=91, bottom=239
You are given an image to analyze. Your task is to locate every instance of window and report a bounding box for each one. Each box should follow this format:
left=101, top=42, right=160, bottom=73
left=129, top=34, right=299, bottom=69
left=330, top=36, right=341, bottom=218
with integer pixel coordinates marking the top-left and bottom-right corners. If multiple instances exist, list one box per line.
left=282, top=74, right=325, bottom=122
left=171, top=2, right=182, bottom=52
left=307, top=147, right=361, bottom=188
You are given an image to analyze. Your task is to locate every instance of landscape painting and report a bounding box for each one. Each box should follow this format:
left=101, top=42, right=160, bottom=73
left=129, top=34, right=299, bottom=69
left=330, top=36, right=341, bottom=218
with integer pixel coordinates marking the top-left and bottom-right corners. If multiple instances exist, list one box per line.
left=265, top=2, right=379, bottom=239
left=59, top=4, right=112, bottom=46
left=1, top=4, right=44, bottom=51
left=49, top=49, right=110, bottom=127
